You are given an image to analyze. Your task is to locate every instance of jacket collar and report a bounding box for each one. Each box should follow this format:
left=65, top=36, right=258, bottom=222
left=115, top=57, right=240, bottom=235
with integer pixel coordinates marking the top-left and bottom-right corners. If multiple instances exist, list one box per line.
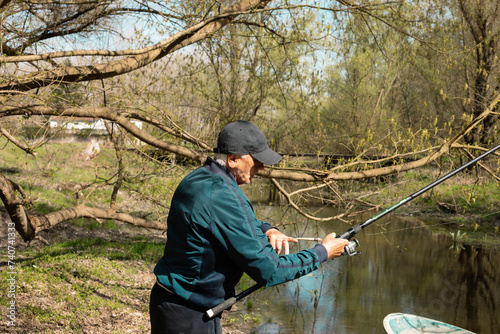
left=203, top=157, right=236, bottom=183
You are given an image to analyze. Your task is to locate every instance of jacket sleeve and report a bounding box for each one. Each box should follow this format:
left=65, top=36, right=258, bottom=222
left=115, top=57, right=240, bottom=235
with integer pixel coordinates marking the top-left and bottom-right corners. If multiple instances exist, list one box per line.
left=209, top=181, right=328, bottom=287
left=258, top=221, right=276, bottom=234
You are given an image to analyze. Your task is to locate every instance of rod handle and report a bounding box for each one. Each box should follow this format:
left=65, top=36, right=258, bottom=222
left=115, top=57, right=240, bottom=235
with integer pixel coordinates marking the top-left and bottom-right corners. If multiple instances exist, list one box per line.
left=205, top=297, right=237, bottom=319
left=336, top=225, right=362, bottom=240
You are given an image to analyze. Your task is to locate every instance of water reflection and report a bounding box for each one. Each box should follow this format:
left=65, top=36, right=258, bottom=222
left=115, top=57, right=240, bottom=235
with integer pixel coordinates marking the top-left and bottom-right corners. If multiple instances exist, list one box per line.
left=458, top=245, right=499, bottom=332
left=244, top=204, right=500, bottom=334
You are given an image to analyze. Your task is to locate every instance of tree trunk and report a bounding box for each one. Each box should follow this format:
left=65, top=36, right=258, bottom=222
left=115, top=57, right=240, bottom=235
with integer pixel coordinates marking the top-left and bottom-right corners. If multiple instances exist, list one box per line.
left=0, top=174, right=166, bottom=242
left=0, top=174, right=36, bottom=241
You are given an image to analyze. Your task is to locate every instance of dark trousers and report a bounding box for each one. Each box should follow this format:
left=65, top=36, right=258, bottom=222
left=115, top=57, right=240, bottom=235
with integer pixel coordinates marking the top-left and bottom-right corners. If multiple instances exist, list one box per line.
left=149, top=283, right=222, bottom=334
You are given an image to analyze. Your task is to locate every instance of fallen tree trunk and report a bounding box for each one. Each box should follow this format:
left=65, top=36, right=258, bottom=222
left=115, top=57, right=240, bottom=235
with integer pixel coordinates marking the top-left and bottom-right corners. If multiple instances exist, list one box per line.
left=0, top=174, right=36, bottom=241
left=0, top=174, right=166, bottom=242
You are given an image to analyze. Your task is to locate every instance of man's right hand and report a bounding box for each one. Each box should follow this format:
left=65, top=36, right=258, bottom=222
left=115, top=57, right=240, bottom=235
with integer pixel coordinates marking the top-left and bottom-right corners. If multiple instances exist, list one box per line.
left=321, top=233, right=350, bottom=260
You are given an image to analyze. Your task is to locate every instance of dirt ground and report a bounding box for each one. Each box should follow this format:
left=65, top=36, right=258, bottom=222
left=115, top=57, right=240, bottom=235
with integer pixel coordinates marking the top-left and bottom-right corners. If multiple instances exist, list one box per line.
left=0, top=211, right=251, bottom=333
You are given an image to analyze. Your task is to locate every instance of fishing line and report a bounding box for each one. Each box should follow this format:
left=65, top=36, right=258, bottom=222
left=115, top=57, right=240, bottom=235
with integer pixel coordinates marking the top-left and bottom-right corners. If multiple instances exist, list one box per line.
left=363, top=221, right=460, bottom=236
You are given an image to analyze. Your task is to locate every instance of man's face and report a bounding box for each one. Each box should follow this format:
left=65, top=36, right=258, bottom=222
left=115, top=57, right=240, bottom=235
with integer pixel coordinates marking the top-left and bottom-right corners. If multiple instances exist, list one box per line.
left=227, top=154, right=265, bottom=185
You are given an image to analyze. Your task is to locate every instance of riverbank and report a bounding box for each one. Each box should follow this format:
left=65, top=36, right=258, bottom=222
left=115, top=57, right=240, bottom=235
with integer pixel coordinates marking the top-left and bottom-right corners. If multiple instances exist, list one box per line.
left=1, top=205, right=499, bottom=333
left=0, top=213, right=256, bottom=333
left=1, top=139, right=498, bottom=332
left=409, top=210, right=500, bottom=248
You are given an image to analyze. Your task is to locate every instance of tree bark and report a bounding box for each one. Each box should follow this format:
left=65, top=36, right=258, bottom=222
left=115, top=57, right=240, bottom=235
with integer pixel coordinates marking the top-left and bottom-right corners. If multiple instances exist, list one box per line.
left=0, top=174, right=36, bottom=242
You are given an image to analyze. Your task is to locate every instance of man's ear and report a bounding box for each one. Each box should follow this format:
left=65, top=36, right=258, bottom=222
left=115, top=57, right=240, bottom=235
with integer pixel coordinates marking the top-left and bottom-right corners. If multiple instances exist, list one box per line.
left=227, top=155, right=238, bottom=168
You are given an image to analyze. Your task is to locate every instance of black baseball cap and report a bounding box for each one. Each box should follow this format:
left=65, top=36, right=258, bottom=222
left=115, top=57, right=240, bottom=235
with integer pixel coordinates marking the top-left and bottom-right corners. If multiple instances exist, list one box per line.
left=213, top=120, right=282, bottom=165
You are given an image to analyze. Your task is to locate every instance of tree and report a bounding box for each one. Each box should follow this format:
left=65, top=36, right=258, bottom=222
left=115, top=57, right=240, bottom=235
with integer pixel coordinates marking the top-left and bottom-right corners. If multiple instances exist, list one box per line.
left=457, top=0, right=500, bottom=144
left=1, top=0, right=499, bottom=242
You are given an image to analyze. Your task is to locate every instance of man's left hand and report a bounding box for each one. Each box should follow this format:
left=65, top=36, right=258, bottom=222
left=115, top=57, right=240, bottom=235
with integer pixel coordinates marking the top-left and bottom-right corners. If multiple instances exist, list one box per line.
left=265, top=229, right=298, bottom=255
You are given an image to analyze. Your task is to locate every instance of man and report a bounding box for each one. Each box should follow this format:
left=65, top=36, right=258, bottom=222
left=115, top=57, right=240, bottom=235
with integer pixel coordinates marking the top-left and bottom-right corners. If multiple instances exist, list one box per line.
left=150, top=120, right=349, bottom=333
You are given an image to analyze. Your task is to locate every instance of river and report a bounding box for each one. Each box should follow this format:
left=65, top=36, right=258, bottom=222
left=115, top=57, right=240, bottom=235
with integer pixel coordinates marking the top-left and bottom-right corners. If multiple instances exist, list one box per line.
left=237, top=186, right=500, bottom=334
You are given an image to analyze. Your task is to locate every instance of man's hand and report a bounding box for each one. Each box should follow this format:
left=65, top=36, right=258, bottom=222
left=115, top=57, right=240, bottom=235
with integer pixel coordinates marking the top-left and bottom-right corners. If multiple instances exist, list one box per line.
left=321, top=233, right=350, bottom=260
left=265, top=229, right=298, bottom=255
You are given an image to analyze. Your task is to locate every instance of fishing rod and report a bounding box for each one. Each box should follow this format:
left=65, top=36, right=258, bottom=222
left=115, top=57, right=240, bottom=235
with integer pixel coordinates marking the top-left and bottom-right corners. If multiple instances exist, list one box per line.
left=205, top=143, right=500, bottom=319
left=295, top=237, right=322, bottom=242
left=337, top=142, right=500, bottom=246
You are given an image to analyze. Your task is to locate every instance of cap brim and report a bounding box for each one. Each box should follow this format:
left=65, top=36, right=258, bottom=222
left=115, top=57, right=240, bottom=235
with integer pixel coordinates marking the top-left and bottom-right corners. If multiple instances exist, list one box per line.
left=251, top=148, right=282, bottom=165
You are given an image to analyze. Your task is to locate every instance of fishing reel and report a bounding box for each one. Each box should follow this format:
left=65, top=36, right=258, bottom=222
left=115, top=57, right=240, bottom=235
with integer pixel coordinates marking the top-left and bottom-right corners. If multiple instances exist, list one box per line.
left=342, top=238, right=360, bottom=256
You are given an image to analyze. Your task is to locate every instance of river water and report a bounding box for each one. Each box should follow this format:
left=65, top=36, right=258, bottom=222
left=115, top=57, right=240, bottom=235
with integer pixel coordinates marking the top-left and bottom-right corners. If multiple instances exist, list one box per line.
left=238, top=187, right=500, bottom=334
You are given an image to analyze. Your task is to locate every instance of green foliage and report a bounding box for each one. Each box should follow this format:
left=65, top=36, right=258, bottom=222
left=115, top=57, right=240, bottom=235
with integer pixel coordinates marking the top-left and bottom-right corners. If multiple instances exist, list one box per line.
left=307, top=0, right=499, bottom=157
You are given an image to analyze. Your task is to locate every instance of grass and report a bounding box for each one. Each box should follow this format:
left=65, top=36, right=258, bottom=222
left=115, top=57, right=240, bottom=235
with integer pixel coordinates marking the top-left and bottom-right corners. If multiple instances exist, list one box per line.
left=0, top=137, right=185, bottom=222
left=358, top=166, right=500, bottom=216
left=30, top=237, right=163, bottom=262
left=0, top=219, right=166, bottom=333
left=0, top=220, right=256, bottom=333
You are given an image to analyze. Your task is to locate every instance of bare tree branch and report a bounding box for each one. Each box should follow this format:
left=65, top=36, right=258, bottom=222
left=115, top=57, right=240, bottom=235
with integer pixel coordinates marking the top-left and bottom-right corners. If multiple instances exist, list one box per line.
left=271, top=178, right=349, bottom=222
left=461, top=147, right=500, bottom=182
left=0, top=174, right=36, bottom=241
left=0, top=104, right=208, bottom=164
left=0, top=0, right=272, bottom=92
left=32, top=205, right=166, bottom=233
left=0, top=0, right=12, bottom=10
left=0, top=126, right=37, bottom=155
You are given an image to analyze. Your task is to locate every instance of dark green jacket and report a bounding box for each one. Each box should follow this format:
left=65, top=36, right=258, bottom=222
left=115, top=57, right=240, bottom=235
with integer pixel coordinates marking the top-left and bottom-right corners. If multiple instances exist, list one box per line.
left=154, top=158, right=327, bottom=309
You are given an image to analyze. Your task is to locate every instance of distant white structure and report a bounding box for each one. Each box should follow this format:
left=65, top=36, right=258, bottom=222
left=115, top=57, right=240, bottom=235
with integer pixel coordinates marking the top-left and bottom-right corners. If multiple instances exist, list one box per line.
left=49, top=116, right=107, bottom=131
left=48, top=116, right=142, bottom=132
left=47, top=116, right=143, bottom=144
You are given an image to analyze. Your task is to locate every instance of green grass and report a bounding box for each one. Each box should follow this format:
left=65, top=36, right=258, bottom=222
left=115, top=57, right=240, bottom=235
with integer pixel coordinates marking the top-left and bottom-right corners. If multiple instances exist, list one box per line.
left=27, top=234, right=165, bottom=262
left=0, top=233, right=165, bottom=333
left=0, top=137, right=188, bottom=223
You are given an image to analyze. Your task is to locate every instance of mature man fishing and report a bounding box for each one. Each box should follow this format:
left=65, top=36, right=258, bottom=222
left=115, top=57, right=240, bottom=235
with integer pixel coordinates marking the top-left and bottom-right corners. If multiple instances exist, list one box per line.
left=149, top=120, right=349, bottom=333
